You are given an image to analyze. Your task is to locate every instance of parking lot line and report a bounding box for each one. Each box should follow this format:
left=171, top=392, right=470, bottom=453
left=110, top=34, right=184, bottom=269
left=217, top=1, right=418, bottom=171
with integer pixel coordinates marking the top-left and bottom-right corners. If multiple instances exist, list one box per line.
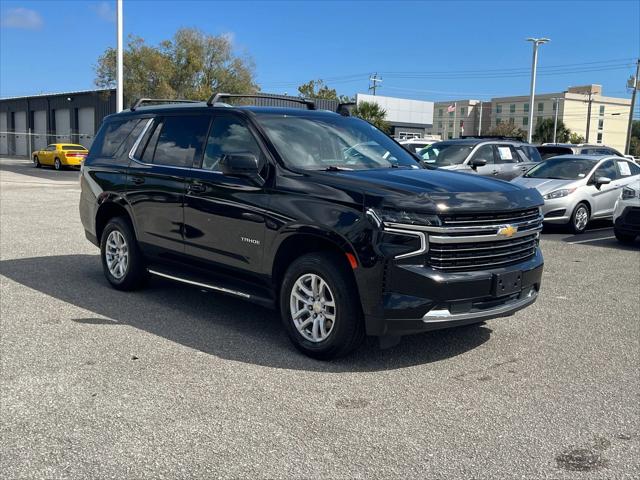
left=568, top=235, right=617, bottom=244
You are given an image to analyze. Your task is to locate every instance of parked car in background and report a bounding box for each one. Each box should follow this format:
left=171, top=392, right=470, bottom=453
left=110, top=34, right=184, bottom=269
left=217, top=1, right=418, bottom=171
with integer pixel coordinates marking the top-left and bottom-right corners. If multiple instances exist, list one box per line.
left=613, top=179, right=640, bottom=243
left=398, top=137, right=438, bottom=153
left=417, top=138, right=542, bottom=181
left=80, top=96, right=545, bottom=359
left=536, top=143, right=624, bottom=160
left=512, top=155, right=640, bottom=233
left=33, top=143, right=88, bottom=170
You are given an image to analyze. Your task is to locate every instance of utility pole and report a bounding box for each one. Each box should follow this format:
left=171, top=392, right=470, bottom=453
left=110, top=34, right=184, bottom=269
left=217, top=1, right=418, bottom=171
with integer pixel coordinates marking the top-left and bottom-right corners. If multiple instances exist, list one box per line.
left=585, top=92, right=594, bottom=142
left=625, top=59, right=640, bottom=155
left=526, top=37, right=550, bottom=143
left=551, top=97, right=561, bottom=143
left=478, top=102, right=483, bottom=135
left=368, top=73, right=382, bottom=96
left=116, top=0, right=124, bottom=112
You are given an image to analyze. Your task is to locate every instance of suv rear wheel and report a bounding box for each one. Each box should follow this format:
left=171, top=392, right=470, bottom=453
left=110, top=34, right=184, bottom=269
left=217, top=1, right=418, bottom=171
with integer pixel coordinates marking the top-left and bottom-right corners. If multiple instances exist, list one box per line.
left=100, top=216, right=147, bottom=290
left=280, top=252, right=364, bottom=360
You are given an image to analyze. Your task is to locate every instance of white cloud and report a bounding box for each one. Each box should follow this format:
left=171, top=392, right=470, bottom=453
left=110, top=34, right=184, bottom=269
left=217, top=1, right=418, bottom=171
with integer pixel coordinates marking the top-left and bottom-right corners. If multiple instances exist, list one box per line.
left=91, top=1, right=116, bottom=23
left=1, top=8, right=43, bottom=30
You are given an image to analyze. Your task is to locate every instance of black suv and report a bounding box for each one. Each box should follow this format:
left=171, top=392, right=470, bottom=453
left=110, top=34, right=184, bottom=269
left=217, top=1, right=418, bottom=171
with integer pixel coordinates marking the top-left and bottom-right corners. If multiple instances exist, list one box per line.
left=419, top=137, right=542, bottom=180
left=80, top=95, right=544, bottom=359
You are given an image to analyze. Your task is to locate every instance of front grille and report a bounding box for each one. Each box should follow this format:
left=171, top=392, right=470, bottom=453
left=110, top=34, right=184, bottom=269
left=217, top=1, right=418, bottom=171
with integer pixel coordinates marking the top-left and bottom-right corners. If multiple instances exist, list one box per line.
left=626, top=207, right=640, bottom=226
left=427, top=233, right=539, bottom=270
left=429, top=208, right=542, bottom=271
left=384, top=207, right=543, bottom=272
left=440, top=208, right=540, bottom=227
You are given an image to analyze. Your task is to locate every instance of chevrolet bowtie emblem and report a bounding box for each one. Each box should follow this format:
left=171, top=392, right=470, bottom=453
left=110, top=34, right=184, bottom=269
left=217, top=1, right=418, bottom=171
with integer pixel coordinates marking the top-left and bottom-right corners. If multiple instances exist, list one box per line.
left=497, top=225, right=518, bottom=238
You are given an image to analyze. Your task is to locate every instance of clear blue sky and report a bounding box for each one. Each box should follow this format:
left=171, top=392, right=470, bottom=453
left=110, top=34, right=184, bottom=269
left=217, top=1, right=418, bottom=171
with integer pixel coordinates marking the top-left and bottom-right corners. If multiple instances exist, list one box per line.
left=1, top=0, right=639, bottom=113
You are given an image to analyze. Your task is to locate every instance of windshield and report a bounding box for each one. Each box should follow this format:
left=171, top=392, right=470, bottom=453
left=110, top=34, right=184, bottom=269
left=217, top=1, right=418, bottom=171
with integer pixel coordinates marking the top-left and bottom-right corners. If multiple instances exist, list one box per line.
left=524, top=157, right=598, bottom=180
left=418, top=143, right=474, bottom=166
left=255, top=114, right=421, bottom=170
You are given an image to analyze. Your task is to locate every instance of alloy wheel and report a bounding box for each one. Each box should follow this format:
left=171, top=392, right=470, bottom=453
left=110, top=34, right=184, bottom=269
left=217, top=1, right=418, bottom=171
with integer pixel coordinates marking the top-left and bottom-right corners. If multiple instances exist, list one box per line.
left=105, top=230, right=129, bottom=279
left=574, top=206, right=588, bottom=231
left=289, top=273, right=336, bottom=343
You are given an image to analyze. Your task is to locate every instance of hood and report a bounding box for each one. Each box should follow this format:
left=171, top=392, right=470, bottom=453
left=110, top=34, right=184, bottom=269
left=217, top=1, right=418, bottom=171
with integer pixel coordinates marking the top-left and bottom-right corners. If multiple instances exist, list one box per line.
left=305, top=167, right=544, bottom=213
left=512, top=177, right=582, bottom=196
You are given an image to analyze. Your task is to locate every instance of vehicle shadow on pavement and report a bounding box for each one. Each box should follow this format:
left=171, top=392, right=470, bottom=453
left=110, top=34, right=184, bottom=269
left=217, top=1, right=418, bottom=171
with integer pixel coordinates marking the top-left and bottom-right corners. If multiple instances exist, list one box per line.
left=0, top=160, right=80, bottom=182
left=0, top=254, right=492, bottom=372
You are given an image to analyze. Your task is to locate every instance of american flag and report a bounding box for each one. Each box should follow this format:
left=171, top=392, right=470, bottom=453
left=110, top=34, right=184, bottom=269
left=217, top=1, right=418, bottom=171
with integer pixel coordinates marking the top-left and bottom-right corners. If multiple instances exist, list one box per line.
left=447, top=104, right=456, bottom=113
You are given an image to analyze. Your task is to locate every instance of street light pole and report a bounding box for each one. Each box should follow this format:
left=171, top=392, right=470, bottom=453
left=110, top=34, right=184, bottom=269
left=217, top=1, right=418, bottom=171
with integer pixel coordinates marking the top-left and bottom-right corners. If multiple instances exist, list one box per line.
left=551, top=97, right=561, bottom=143
left=625, top=59, right=640, bottom=155
left=116, top=0, right=124, bottom=112
left=526, top=37, right=550, bottom=143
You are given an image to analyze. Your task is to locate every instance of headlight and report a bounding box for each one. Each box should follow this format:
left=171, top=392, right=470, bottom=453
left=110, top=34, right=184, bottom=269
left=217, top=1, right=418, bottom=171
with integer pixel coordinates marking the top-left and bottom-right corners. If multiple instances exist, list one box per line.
left=371, top=208, right=441, bottom=227
left=544, top=188, right=576, bottom=200
left=621, top=187, right=636, bottom=200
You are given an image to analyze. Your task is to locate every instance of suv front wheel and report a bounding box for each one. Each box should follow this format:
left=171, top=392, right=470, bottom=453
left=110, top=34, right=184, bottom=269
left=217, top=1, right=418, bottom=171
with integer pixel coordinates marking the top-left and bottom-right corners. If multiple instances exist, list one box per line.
left=100, top=216, right=147, bottom=290
left=280, top=252, right=364, bottom=360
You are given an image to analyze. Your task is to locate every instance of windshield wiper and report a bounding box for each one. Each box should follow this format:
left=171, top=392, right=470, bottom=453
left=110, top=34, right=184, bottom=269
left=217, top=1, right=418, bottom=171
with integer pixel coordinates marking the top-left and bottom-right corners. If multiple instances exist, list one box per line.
left=320, top=166, right=352, bottom=171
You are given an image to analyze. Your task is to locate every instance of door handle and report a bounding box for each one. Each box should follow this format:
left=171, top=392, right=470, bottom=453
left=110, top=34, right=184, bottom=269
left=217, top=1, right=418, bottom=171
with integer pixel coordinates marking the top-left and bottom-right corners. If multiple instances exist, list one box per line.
left=188, top=182, right=206, bottom=193
left=492, top=170, right=499, bottom=175
left=131, top=176, right=145, bottom=185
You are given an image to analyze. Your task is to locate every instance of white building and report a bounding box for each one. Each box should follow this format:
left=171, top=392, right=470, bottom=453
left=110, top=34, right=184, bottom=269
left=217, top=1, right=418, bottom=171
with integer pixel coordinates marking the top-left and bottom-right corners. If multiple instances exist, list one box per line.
left=355, top=94, right=434, bottom=138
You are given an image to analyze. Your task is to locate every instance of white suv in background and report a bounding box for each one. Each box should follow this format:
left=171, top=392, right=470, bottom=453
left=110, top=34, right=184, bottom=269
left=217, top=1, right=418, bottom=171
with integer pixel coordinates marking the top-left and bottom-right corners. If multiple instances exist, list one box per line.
left=613, top=179, right=640, bottom=244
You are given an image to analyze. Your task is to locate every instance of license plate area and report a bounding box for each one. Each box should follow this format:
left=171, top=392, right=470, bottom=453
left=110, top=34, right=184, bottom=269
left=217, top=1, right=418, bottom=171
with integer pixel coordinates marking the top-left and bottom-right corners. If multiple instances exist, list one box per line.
left=492, top=271, right=522, bottom=297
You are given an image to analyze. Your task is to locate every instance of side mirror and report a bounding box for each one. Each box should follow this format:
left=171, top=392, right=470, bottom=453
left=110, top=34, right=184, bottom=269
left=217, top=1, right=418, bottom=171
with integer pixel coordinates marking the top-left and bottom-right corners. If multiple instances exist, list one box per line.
left=595, top=176, right=611, bottom=188
left=219, top=153, right=260, bottom=177
left=470, top=158, right=487, bottom=170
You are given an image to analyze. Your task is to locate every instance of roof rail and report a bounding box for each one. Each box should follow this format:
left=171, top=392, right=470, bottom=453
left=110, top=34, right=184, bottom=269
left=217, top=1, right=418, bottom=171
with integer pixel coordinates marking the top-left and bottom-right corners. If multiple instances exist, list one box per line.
left=129, top=98, right=200, bottom=111
left=206, top=93, right=316, bottom=110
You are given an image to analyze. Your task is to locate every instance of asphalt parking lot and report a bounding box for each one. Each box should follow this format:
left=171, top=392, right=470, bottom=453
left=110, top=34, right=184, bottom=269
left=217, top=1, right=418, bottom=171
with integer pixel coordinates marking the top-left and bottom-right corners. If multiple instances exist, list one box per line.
left=1, top=157, right=638, bottom=479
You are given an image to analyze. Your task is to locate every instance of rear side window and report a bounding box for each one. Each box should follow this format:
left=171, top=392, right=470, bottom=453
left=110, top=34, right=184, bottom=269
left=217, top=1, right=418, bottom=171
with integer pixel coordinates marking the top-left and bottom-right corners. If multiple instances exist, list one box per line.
left=617, top=160, right=640, bottom=177
left=152, top=115, right=210, bottom=168
left=91, top=118, right=141, bottom=158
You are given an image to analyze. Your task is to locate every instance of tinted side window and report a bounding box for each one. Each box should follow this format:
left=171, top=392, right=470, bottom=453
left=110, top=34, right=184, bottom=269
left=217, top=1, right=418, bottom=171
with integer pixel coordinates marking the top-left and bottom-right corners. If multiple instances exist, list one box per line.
left=470, top=145, right=494, bottom=164
left=141, top=120, right=163, bottom=164
left=201, top=116, right=263, bottom=171
left=91, top=119, right=141, bottom=158
left=594, top=160, right=618, bottom=180
left=152, top=115, right=210, bottom=168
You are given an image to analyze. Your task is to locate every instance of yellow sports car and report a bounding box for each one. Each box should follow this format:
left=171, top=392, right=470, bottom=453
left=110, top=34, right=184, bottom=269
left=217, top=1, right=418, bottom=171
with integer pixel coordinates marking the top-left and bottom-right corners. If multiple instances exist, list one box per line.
left=33, top=143, right=88, bottom=170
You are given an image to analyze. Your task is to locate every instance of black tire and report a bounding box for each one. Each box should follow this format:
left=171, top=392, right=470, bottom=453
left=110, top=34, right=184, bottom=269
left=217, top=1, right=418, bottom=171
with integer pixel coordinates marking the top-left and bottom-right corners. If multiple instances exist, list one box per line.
left=279, top=252, right=365, bottom=360
left=34, top=156, right=41, bottom=168
left=100, top=216, right=147, bottom=291
left=54, top=158, right=62, bottom=171
left=614, top=228, right=636, bottom=244
left=569, top=203, right=590, bottom=234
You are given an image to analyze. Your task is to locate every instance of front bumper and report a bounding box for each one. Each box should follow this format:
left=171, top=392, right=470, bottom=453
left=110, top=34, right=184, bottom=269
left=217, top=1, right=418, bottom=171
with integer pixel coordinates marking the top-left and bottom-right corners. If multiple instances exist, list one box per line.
left=541, top=196, right=575, bottom=224
left=365, top=249, right=543, bottom=337
left=614, top=206, right=640, bottom=236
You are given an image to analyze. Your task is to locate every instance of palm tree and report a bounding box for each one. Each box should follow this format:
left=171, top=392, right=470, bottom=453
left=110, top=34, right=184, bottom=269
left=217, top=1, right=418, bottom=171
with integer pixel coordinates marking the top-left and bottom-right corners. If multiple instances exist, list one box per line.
left=352, top=101, right=390, bottom=134
left=533, top=118, right=571, bottom=143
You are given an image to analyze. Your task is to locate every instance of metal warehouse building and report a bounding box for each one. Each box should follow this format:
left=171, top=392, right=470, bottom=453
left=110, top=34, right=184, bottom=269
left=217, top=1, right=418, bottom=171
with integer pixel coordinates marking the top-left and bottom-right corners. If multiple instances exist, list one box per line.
left=0, top=89, right=116, bottom=157
left=0, top=90, right=347, bottom=158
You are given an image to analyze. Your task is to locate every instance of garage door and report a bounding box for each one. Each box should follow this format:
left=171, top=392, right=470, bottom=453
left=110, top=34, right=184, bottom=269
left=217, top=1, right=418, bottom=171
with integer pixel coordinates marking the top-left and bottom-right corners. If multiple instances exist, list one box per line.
left=34, top=110, right=47, bottom=151
left=55, top=109, right=71, bottom=143
left=15, top=111, right=27, bottom=156
left=78, top=107, right=95, bottom=148
left=0, top=113, right=7, bottom=155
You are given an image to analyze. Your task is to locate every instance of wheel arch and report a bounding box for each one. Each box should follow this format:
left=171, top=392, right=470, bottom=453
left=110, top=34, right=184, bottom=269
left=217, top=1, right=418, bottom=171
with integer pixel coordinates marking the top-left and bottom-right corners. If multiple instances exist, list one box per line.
left=95, top=200, right=135, bottom=243
left=271, top=229, right=359, bottom=293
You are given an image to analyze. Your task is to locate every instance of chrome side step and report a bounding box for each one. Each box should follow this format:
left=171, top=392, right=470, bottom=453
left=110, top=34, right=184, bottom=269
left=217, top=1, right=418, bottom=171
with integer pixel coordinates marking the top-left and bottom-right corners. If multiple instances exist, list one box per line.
left=148, top=269, right=251, bottom=299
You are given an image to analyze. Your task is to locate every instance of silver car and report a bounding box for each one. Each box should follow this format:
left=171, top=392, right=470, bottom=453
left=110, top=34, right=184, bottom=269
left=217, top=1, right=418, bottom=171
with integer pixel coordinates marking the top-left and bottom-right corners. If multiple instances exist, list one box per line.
left=512, top=155, right=640, bottom=233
